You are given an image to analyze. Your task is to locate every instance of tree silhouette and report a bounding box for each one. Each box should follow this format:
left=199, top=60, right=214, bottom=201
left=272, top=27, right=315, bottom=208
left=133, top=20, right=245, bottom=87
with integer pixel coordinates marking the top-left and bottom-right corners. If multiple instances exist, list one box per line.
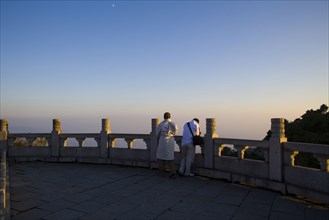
left=263, top=104, right=328, bottom=169
left=285, top=104, right=329, bottom=145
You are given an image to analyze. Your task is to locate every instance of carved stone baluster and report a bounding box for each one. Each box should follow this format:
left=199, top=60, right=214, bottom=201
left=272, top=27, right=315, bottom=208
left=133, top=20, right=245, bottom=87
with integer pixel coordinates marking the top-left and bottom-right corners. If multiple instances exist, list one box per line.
left=260, top=148, right=269, bottom=162
left=125, top=138, right=135, bottom=150
left=235, top=145, right=242, bottom=158
left=45, top=137, right=51, bottom=146
left=143, top=138, right=150, bottom=149
left=27, top=137, right=36, bottom=147
left=94, top=137, right=101, bottom=147
left=175, top=139, right=182, bottom=149
left=76, top=137, right=85, bottom=147
left=235, top=145, right=249, bottom=159
left=314, top=154, right=329, bottom=172
left=290, top=150, right=299, bottom=167
left=60, top=137, right=67, bottom=147
left=218, top=144, right=225, bottom=157
left=7, top=137, right=15, bottom=147
left=201, top=144, right=205, bottom=155
left=108, top=138, right=116, bottom=149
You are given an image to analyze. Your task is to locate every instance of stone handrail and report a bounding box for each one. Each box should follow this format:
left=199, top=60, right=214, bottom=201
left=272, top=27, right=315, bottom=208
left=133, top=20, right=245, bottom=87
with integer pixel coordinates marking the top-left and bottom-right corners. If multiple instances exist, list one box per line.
left=0, top=118, right=328, bottom=207
left=59, top=133, right=100, bottom=147
left=109, top=133, right=151, bottom=149
left=214, top=138, right=269, bottom=160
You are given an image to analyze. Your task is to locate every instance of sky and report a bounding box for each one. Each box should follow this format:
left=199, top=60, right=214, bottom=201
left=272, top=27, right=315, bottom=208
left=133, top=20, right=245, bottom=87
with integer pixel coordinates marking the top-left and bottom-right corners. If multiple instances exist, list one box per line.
left=0, top=0, right=328, bottom=139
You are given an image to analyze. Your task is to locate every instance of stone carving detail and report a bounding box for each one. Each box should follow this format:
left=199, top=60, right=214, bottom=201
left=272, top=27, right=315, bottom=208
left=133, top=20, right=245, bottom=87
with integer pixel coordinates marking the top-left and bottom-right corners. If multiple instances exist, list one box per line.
left=271, top=118, right=285, bottom=138
left=152, top=119, right=160, bottom=132
left=53, top=119, right=61, bottom=133
left=102, top=119, right=110, bottom=133
left=206, top=118, right=216, bottom=134
left=0, top=119, right=8, bottom=132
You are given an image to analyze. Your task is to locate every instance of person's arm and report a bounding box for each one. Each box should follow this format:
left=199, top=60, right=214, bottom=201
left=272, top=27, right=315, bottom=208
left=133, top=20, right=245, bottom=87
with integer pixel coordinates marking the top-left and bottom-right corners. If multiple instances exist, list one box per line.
left=195, top=122, right=201, bottom=136
left=168, top=122, right=178, bottom=135
left=156, top=123, right=162, bottom=137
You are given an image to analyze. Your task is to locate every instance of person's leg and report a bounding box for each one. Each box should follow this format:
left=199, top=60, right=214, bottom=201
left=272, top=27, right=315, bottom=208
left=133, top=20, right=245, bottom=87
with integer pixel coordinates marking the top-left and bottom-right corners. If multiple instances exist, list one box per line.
left=179, top=145, right=187, bottom=175
left=185, top=144, right=196, bottom=176
left=158, top=159, right=165, bottom=173
left=167, top=160, right=176, bottom=175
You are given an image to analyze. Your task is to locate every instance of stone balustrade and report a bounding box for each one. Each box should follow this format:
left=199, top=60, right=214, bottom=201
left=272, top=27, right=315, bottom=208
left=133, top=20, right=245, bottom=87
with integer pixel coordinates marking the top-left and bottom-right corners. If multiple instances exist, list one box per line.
left=0, top=117, right=328, bottom=219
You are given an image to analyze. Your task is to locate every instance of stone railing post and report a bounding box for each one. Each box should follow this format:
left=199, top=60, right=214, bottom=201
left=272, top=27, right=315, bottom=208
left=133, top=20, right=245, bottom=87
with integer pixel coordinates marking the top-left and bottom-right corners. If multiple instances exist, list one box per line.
left=204, top=118, right=218, bottom=169
left=0, top=119, right=8, bottom=151
left=51, top=119, right=61, bottom=157
left=269, top=118, right=287, bottom=182
left=100, top=119, right=110, bottom=158
left=150, top=118, right=160, bottom=166
left=0, top=119, right=9, bottom=220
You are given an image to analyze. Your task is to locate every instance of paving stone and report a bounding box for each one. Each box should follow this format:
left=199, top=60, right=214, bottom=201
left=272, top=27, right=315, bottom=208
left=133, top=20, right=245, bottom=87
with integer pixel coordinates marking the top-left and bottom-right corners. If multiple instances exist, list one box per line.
left=269, top=211, right=305, bottom=220
left=37, top=199, right=76, bottom=212
left=9, top=162, right=329, bottom=220
left=69, top=200, right=107, bottom=214
left=38, top=191, right=67, bottom=202
left=11, top=199, right=44, bottom=212
left=10, top=190, right=42, bottom=201
left=243, top=188, right=277, bottom=205
left=11, top=208, right=50, bottom=220
left=202, top=203, right=239, bottom=217
left=42, top=208, right=86, bottom=220
left=191, top=211, right=232, bottom=220
left=271, top=196, right=306, bottom=216
left=305, top=205, right=329, bottom=219
left=115, top=208, right=161, bottom=220
left=213, top=194, right=244, bottom=205
left=233, top=212, right=269, bottom=220
left=237, top=201, right=272, bottom=217
left=80, top=201, right=139, bottom=220
left=61, top=191, right=99, bottom=203
left=155, top=210, right=190, bottom=220
left=91, top=193, right=126, bottom=205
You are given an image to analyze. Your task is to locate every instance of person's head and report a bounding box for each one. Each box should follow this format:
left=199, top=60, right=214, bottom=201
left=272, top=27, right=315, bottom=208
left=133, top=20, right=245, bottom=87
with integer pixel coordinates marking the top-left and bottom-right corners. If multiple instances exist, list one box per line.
left=193, top=118, right=199, bottom=124
left=164, top=112, right=171, bottom=120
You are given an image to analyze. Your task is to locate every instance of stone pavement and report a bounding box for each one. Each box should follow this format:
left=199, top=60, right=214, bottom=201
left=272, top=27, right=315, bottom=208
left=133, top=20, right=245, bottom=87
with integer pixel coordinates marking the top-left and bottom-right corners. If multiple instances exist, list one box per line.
left=9, top=162, right=329, bottom=220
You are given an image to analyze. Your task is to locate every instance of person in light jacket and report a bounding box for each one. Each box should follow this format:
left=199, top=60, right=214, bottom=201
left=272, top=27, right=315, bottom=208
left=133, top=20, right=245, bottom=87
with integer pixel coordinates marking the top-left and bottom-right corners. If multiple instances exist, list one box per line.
left=156, top=112, right=178, bottom=178
left=179, top=118, right=201, bottom=177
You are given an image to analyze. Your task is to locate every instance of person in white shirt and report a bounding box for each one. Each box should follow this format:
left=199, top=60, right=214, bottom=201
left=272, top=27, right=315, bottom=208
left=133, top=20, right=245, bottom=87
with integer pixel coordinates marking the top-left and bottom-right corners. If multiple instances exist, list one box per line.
left=156, top=112, right=178, bottom=178
left=179, top=118, right=201, bottom=177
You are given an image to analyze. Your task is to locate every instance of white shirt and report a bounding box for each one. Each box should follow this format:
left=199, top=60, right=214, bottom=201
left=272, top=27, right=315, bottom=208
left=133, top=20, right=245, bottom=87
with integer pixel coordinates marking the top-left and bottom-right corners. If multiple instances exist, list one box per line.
left=181, top=120, right=200, bottom=146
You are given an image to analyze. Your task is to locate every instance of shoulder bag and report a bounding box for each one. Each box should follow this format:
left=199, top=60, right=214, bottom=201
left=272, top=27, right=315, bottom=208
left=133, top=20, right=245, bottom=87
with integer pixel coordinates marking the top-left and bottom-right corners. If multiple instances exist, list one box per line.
left=187, top=122, right=203, bottom=146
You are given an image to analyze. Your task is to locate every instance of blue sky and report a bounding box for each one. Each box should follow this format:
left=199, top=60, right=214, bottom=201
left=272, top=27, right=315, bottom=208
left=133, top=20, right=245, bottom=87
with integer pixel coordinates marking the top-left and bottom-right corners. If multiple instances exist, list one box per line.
left=1, top=0, right=328, bottom=139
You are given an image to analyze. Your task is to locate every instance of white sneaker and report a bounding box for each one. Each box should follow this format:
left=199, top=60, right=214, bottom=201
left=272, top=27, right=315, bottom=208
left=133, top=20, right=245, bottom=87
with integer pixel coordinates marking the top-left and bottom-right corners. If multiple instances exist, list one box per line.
left=185, top=173, right=195, bottom=177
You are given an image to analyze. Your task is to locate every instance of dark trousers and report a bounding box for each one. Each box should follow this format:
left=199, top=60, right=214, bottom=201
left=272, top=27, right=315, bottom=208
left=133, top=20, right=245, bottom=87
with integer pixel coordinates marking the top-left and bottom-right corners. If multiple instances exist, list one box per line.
left=158, top=159, right=176, bottom=174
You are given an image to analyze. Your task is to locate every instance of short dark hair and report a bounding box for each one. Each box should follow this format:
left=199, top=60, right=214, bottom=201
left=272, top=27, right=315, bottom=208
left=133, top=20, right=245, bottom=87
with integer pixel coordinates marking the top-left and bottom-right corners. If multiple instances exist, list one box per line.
left=164, top=112, right=171, bottom=119
left=193, top=118, right=199, bottom=124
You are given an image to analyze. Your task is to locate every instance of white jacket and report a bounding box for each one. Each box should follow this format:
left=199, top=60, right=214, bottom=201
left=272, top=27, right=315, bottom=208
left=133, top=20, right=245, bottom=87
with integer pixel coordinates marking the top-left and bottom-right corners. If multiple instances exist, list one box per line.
left=156, top=119, right=178, bottom=160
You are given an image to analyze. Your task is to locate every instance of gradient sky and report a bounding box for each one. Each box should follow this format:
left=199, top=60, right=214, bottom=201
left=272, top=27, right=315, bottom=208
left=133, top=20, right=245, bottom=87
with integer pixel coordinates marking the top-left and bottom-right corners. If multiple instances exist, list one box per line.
left=1, top=0, right=328, bottom=139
